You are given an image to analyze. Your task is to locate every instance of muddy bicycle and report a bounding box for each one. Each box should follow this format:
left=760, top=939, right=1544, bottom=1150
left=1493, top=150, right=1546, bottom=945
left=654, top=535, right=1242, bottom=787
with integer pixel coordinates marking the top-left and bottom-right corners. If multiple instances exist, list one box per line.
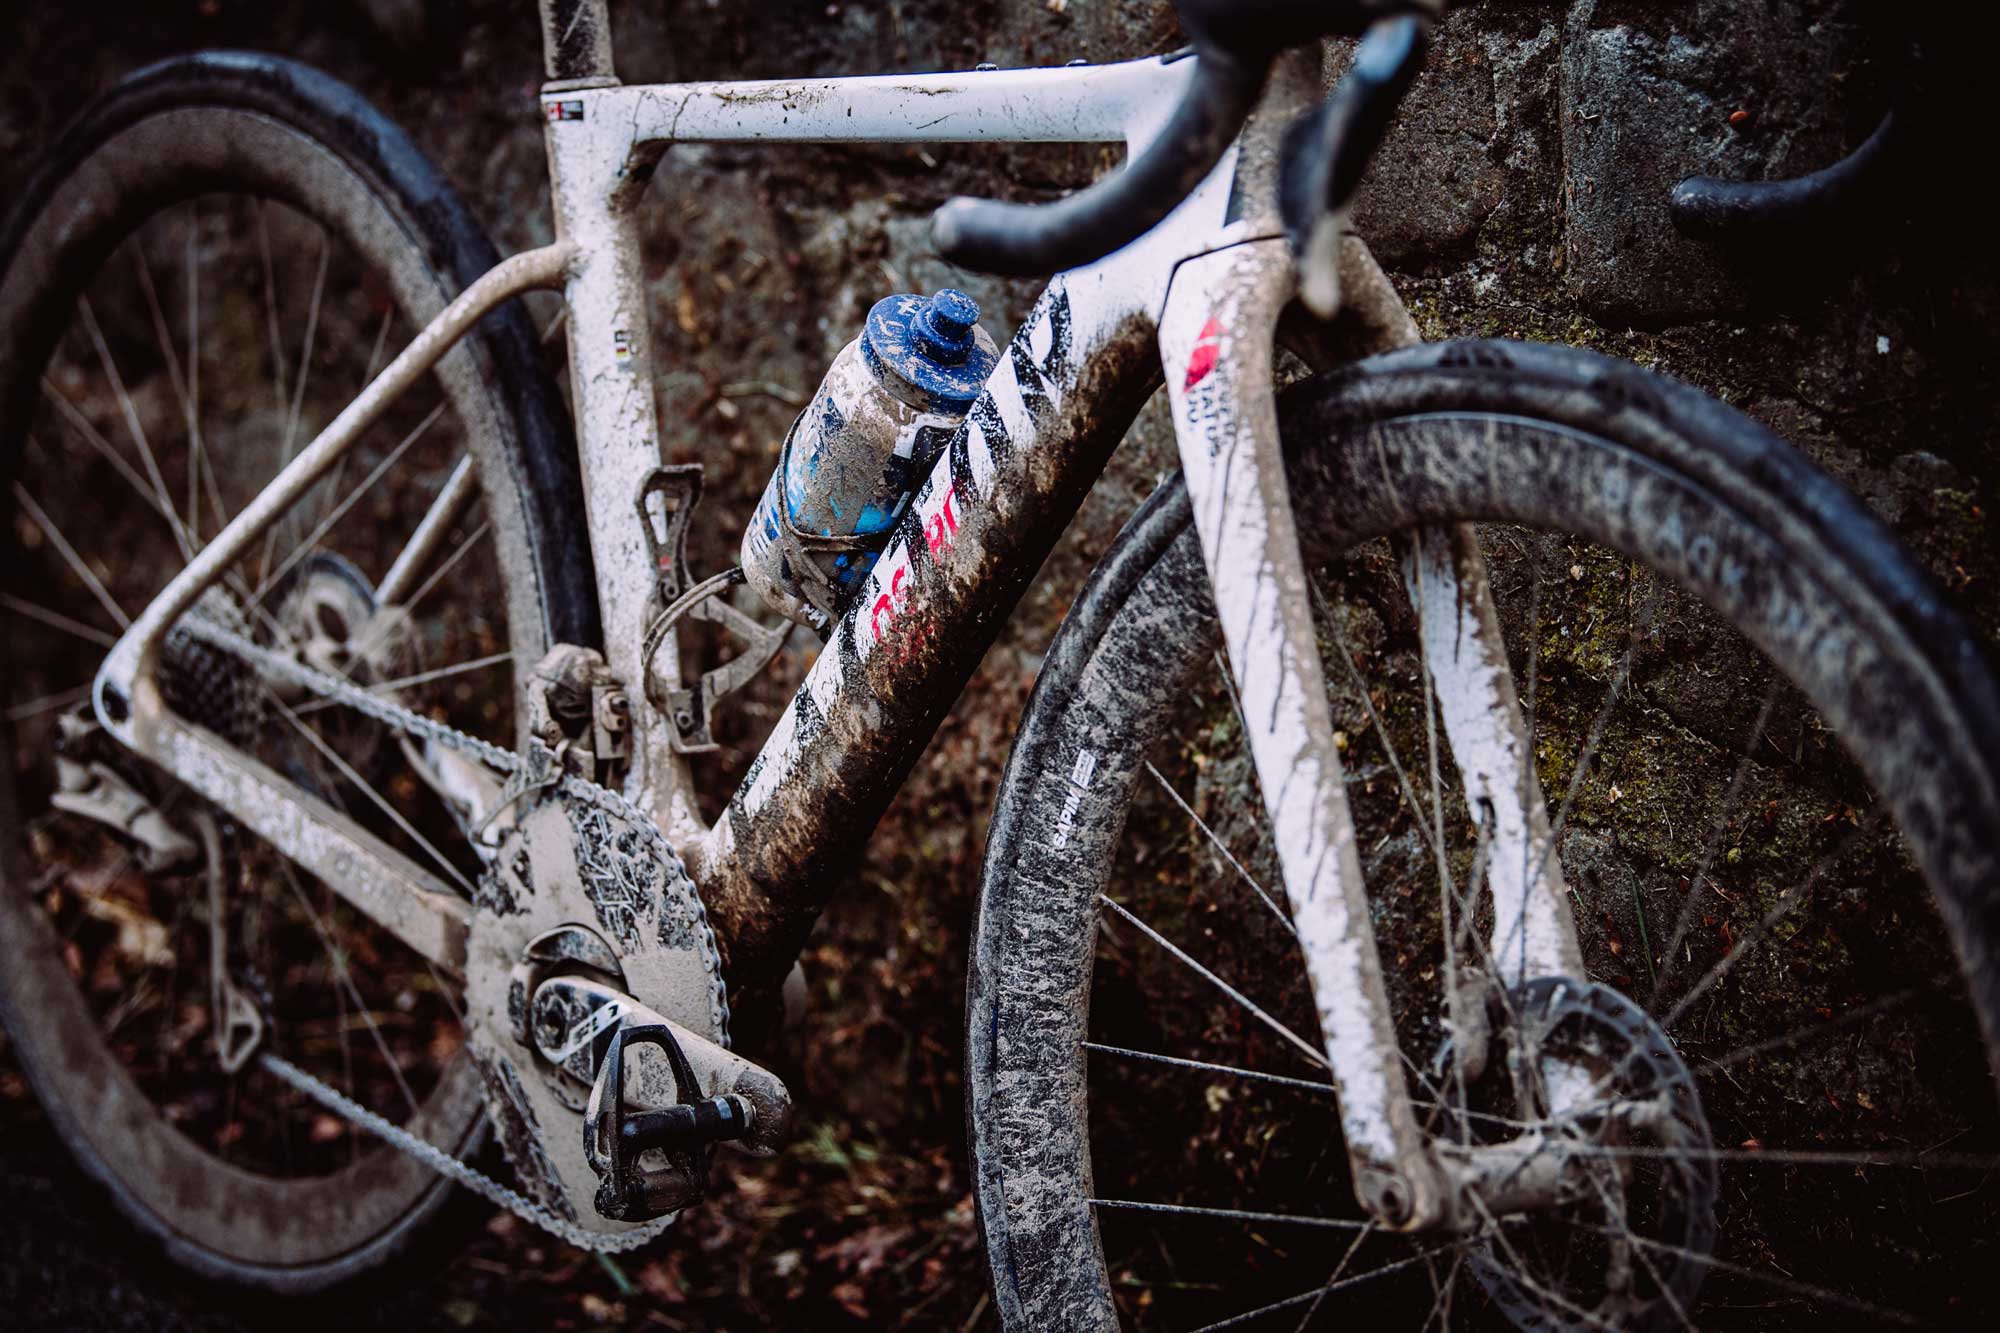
left=2, top=0, right=1997, bottom=1327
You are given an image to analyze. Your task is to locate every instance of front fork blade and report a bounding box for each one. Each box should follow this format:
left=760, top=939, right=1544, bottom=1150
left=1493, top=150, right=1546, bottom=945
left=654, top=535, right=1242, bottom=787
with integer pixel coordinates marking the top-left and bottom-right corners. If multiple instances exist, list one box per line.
left=1158, top=239, right=1587, bottom=1230
left=1159, top=237, right=1444, bottom=1228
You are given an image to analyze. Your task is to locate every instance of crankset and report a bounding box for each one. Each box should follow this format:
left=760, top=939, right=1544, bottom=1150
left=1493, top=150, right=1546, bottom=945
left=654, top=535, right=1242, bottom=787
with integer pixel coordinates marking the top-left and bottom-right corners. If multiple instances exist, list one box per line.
left=461, top=646, right=792, bottom=1231
left=114, top=574, right=795, bottom=1236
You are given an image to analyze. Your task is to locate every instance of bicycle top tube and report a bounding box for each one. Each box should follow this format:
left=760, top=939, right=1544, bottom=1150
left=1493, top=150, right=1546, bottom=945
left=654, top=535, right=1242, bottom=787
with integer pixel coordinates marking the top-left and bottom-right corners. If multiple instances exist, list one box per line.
left=574, top=58, right=1196, bottom=149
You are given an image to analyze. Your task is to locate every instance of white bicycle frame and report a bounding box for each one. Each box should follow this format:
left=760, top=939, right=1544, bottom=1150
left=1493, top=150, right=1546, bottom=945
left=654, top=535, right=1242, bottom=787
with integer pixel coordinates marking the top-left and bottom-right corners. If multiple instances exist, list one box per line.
left=89, top=4, right=1581, bottom=1229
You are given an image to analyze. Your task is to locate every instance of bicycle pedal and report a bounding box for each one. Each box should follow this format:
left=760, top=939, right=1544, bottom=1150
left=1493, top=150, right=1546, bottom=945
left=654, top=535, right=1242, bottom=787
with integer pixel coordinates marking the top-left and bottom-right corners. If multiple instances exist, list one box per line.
left=582, top=1022, right=753, bottom=1221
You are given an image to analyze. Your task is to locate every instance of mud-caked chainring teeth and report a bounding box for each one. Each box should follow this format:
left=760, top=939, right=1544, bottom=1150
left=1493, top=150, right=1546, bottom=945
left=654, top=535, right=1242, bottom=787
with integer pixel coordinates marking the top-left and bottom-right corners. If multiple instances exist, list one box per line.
left=1468, top=977, right=1719, bottom=1333
left=466, top=780, right=729, bottom=1233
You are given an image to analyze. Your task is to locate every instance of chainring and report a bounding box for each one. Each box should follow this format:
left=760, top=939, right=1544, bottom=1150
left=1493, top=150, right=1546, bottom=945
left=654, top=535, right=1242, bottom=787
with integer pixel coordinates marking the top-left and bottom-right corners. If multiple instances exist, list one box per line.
left=463, top=779, right=727, bottom=1232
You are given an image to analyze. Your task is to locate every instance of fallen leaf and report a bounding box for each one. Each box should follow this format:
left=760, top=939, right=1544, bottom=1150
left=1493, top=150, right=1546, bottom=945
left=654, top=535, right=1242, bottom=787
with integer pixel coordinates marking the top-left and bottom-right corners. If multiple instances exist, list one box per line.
left=816, top=1223, right=913, bottom=1278
left=830, top=1279, right=869, bottom=1321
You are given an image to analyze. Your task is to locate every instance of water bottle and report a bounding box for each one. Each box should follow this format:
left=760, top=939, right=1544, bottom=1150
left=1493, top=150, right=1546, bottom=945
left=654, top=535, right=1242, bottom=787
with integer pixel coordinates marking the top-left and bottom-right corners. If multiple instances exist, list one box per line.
left=741, top=289, right=998, bottom=631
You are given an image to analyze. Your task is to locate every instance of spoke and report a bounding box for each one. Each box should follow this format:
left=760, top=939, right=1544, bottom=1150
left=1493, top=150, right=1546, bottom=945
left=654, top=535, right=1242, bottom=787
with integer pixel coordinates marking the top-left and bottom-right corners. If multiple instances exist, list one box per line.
left=1098, top=892, right=1329, bottom=1072
left=1292, top=1219, right=1381, bottom=1333
left=40, top=380, right=199, bottom=555
left=1145, top=759, right=1294, bottom=938
left=337, top=518, right=493, bottom=687
left=1417, top=1247, right=1465, bottom=1333
left=362, top=306, right=396, bottom=382
left=282, top=229, right=330, bottom=462
left=1582, top=1166, right=1700, bottom=1333
left=7, top=684, right=91, bottom=723
left=34, top=419, right=264, bottom=625
left=369, top=650, right=513, bottom=695
left=261, top=230, right=330, bottom=585
left=1661, top=814, right=1878, bottom=1032
left=185, top=206, right=212, bottom=539
left=1563, top=1220, right=1933, bottom=1328
left=1185, top=1243, right=1466, bottom=1333
left=1556, top=1142, right=2000, bottom=1172
left=1082, top=1042, right=1334, bottom=1096
left=1, top=592, right=119, bottom=649
left=1089, top=1198, right=1368, bottom=1231
left=372, top=517, right=489, bottom=628
left=294, top=651, right=515, bottom=715
left=271, top=697, right=476, bottom=897
left=1704, top=982, right=1932, bottom=1073
left=12, top=480, right=131, bottom=630
left=311, top=307, right=397, bottom=537
left=278, top=861, right=421, bottom=1116
left=257, top=201, right=292, bottom=415
left=254, top=400, right=447, bottom=603
left=1648, top=680, right=1783, bottom=1007
left=1467, top=1193, right=1623, bottom=1332
left=1520, top=587, right=1662, bottom=943
left=374, top=454, right=479, bottom=610
left=128, top=236, right=207, bottom=549
left=1314, top=583, right=1450, bottom=874
left=328, top=878, right=361, bottom=1162
left=77, top=296, right=193, bottom=564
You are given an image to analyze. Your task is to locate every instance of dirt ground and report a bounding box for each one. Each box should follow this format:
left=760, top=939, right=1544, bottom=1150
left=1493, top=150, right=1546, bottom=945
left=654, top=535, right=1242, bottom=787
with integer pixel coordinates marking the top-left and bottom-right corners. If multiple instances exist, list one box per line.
left=1, top=1, right=1996, bottom=1331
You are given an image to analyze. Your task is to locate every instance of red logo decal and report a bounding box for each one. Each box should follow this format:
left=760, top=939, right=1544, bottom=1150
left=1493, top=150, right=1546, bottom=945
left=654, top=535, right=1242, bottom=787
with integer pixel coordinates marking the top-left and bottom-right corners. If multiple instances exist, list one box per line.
left=922, top=483, right=960, bottom=558
left=870, top=563, right=909, bottom=642
left=1183, top=315, right=1223, bottom=390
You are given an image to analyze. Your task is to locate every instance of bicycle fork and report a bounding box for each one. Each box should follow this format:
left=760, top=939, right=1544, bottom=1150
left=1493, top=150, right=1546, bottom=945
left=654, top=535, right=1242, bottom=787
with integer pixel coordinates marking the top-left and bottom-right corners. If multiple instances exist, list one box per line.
left=1156, top=235, right=1584, bottom=1230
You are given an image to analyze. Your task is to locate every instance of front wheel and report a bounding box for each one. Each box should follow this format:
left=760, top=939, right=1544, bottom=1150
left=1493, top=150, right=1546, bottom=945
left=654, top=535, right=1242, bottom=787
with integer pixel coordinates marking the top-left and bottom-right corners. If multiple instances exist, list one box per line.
left=969, top=339, right=2000, bottom=1330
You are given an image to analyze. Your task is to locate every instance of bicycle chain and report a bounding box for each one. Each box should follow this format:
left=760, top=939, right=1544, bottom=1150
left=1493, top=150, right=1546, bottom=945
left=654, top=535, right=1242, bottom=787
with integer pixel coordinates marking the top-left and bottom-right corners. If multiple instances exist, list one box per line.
left=260, top=1050, right=676, bottom=1253
left=178, top=609, right=730, bottom=1250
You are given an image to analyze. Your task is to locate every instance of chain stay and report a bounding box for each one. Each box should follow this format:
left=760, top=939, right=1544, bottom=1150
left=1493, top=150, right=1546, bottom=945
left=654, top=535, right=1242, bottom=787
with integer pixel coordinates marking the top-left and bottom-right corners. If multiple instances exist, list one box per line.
left=179, top=610, right=729, bottom=1039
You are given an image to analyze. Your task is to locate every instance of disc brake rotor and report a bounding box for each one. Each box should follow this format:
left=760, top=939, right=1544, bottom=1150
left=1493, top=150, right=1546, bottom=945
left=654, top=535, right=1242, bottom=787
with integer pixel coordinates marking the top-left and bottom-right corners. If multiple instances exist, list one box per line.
left=1440, top=977, right=1719, bottom=1332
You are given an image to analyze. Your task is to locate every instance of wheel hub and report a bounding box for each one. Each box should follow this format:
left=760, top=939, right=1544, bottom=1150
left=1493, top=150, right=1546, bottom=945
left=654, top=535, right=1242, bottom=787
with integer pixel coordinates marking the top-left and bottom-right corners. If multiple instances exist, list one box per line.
left=1432, top=977, right=1718, bottom=1332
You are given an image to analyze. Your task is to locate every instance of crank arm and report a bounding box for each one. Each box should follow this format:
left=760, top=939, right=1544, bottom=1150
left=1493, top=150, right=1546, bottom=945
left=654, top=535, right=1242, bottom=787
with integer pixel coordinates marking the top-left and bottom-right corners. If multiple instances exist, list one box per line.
left=531, top=974, right=791, bottom=1156
left=1159, top=236, right=1445, bottom=1228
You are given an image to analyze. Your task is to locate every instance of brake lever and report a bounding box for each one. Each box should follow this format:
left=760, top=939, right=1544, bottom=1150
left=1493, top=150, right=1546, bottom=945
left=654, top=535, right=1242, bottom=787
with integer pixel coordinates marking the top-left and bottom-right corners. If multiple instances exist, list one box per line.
left=1280, top=14, right=1429, bottom=317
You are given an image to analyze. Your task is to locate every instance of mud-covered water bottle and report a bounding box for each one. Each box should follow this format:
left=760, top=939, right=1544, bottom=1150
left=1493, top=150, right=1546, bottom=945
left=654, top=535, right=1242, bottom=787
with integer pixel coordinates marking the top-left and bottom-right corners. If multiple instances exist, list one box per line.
left=741, top=289, right=999, bottom=631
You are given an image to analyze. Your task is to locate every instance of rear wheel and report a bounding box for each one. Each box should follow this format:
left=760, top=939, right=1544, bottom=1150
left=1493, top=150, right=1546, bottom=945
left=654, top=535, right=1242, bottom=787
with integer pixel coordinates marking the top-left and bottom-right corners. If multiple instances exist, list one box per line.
left=970, top=340, right=2000, bottom=1329
left=0, top=54, right=588, bottom=1290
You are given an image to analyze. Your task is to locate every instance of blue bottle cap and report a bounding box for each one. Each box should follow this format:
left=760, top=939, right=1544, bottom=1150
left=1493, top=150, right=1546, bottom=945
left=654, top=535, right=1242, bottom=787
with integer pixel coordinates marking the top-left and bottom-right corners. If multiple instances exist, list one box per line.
left=863, top=289, right=999, bottom=413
